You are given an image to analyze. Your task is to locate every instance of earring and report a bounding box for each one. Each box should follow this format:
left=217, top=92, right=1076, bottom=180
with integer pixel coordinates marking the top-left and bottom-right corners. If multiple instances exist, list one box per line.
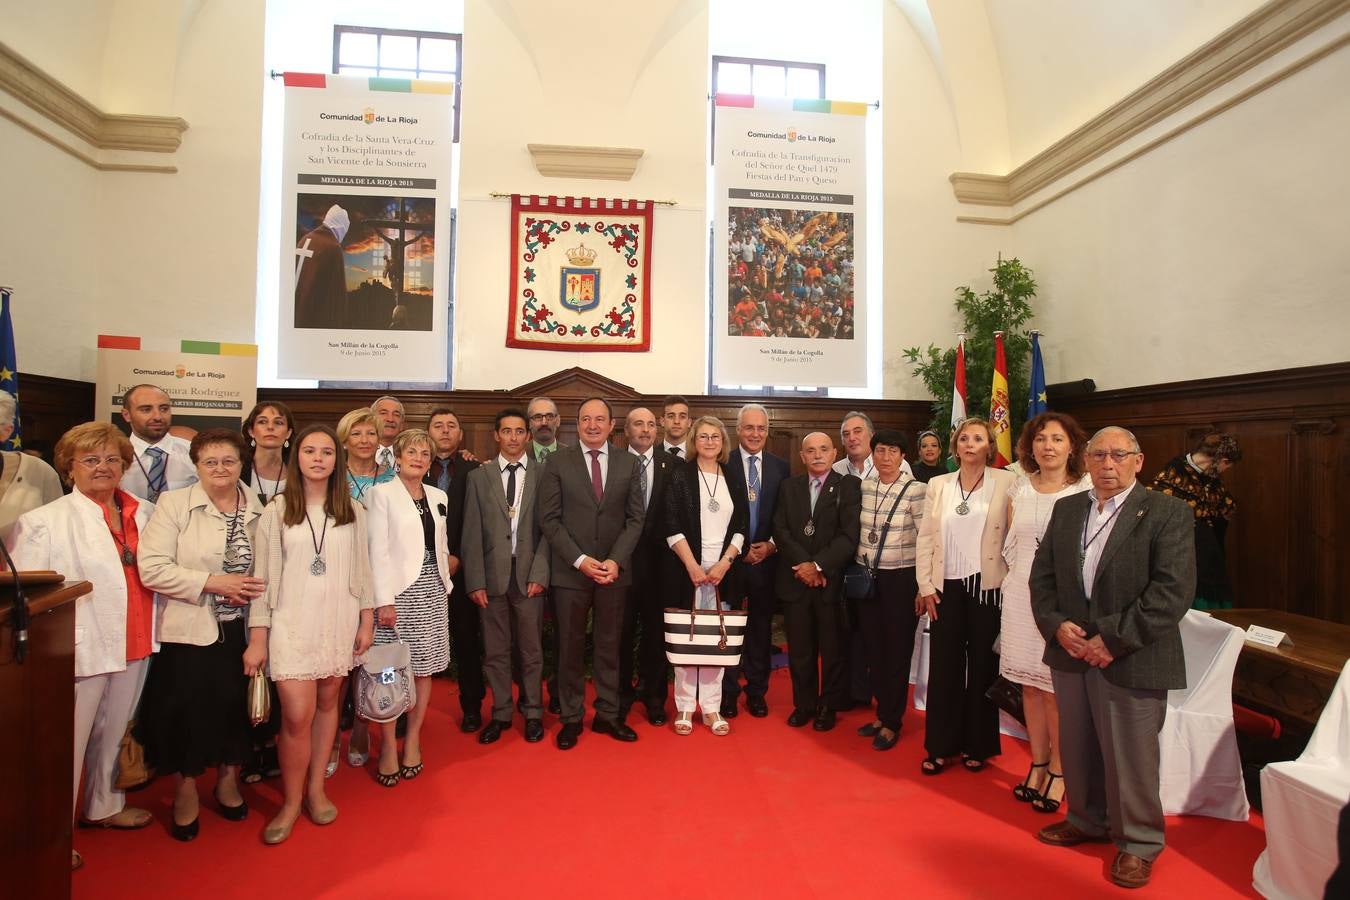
left=283, top=439, right=289, bottom=449
left=249, top=438, right=256, bottom=448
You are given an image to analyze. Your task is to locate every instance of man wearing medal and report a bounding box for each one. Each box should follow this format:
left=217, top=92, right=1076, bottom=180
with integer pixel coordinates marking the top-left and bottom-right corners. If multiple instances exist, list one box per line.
left=120, top=384, right=196, bottom=502
left=1030, top=426, right=1196, bottom=890
left=772, top=432, right=862, bottom=732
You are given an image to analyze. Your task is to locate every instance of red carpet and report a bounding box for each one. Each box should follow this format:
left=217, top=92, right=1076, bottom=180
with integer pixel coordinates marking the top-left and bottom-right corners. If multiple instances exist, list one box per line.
left=75, top=670, right=1265, bottom=898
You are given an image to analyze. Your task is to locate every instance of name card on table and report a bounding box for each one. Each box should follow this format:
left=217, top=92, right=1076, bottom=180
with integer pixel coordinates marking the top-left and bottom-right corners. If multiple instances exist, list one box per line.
left=1245, top=625, right=1294, bottom=649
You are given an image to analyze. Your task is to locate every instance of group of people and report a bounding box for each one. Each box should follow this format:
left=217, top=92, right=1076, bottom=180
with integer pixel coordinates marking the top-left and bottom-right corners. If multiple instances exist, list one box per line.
left=726, top=207, right=856, bottom=340
left=8, top=383, right=1237, bottom=890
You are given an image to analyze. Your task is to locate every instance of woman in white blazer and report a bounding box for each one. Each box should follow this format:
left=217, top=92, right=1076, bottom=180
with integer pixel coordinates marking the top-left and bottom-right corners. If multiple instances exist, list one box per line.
left=0, top=391, right=64, bottom=540
left=914, top=417, right=1016, bottom=776
left=8, top=423, right=158, bottom=871
left=135, top=429, right=266, bottom=842
left=366, top=428, right=450, bottom=787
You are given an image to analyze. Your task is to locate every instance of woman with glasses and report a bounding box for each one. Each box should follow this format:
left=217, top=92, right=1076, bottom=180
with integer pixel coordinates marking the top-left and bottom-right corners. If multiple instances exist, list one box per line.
left=8, top=423, right=157, bottom=870
left=135, top=429, right=266, bottom=841
left=663, top=416, right=748, bottom=736
left=915, top=418, right=1016, bottom=775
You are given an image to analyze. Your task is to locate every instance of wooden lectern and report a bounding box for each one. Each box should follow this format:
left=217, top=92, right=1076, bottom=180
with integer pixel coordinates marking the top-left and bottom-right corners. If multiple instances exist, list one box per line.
left=1, top=578, right=91, bottom=900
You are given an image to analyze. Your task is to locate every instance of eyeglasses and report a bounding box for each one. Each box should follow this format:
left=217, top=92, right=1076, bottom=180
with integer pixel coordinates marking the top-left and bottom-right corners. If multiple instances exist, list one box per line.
left=1087, top=450, right=1139, bottom=463
left=75, top=455, right=125, bottom=469
left=529, top=413, right=558, bottom=422
left=199, top=458, right=241, bottom=470
left=695, top=434, right=722, bottom=442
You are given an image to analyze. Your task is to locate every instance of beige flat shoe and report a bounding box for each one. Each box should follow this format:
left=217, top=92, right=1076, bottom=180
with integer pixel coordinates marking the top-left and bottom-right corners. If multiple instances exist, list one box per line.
left=262, top=812, right=297, bottom=845
left=304, top=798, right=338, bottom=826
left=79, top=807, right=152, bottom=830
left=673, top=711, right=694, bottom=735
left=71, top=849, right=84, bottom=872
left=703, top=712, right=731, bottom=736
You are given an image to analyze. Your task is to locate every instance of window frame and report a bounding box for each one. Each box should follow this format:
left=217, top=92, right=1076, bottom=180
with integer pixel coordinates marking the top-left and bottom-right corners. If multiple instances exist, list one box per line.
left=332, top=24, right=462, bottom=143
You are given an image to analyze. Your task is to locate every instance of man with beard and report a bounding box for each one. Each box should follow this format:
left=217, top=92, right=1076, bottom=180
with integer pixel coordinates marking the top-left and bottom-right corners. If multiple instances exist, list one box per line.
left=119, top=384, right=196, bottom=502
left=527, top=397, right=565, bottom=464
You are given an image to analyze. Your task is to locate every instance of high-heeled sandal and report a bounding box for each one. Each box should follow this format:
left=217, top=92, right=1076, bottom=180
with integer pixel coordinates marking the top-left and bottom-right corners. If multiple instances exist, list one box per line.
left=962, top=755, right=987, bottom=772
left=673, top=712, right=694, bottom=735
left=325, top=739, right=340, bottom=778
left=1013, top=761, right=1049, bottom=802
left=1032, top=771, right=1064, bottom=814
left=374, top=766, right=400, bottom=788
left=921, top=756, right=946, bottom=775
left=703, top=712, right=731, bottom=736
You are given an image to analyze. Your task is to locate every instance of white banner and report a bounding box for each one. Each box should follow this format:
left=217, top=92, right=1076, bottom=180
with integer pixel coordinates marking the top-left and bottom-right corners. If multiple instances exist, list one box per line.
left=97, top=338, right=258, bottom=435
left=712, top=97, right=868, bottom=387
left=278, top=74, right=453, bottom=381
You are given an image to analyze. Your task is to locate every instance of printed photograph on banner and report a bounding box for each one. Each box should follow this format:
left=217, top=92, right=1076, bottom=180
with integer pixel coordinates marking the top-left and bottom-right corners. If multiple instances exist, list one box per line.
left=726, top=207, right=855, bottom=340
left=293, top=193, right=436, bottom=332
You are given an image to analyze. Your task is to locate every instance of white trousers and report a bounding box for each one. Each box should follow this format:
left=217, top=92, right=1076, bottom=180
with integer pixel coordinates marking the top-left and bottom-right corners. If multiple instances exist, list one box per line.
left=72, top=657, right=150, bottom=822
left=673, top=665, right=723, bottom=714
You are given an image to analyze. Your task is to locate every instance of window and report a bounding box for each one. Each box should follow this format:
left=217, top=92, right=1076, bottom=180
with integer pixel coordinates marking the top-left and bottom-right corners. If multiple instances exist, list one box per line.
left=709, top=56, right=827, bottom=398
left=333, top=25, right=462, bottom=141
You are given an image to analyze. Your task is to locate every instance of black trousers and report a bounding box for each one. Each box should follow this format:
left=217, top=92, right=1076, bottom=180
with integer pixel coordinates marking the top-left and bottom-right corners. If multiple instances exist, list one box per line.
left=621, top=575, right=670, bottom=710
left=859, top=567, right=920, bottom=732
left=782, top=588, right=845, bottom=713
left=448, top=583, right=485, bottom=715
left=723, top=566, right=775, bottom=702
left=924, top=576, right=1002, bottom=760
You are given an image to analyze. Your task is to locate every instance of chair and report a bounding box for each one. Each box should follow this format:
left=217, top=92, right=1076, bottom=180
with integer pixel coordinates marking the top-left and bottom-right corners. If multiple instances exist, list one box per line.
left=1158, top=610, right=1250, bottom=820
left=1253, top=658, right=1350, bottom=900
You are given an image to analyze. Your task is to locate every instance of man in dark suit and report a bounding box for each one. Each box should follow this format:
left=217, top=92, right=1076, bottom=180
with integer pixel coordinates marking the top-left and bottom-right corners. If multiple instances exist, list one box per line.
left=722, top=403, right=789, bottom=718
left=425, top=407, right=484, bottom=732
left=538, top=397, right=646, bottom=749
left=772, top=431, right=862, bottom=732
left=1031, top=426, right=1196, bottom=891
left=462, top=408, right=551, bottom=745
left=619, top=406, right=674, bottom=725
left=525, top=395, right=566, bottom=714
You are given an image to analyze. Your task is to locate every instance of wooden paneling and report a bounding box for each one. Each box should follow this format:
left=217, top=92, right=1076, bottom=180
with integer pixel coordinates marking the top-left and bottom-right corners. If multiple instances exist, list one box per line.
left=17, top=373, right=95, bottom=460
left=1054, top=362, right=1350, bottom=624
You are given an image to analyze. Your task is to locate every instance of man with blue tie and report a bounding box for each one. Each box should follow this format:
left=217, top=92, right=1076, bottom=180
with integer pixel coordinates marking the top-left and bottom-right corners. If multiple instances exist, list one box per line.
left=119, top=384, right=195, bottom=502
left=722, top=403, right=789, bottom=718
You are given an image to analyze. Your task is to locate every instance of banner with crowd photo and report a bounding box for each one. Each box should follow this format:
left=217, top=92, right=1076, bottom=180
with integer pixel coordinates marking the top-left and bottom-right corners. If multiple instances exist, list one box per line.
left=711, top=95, right=869, bottom=386
left=277, top=73, right=454, bottom=381
left=96, top=335, right=258, bottom=434
left=506, top=195, right=653, bottom=352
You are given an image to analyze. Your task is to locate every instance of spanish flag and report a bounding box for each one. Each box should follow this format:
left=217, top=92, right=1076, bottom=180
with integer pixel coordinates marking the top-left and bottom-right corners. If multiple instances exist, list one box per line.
left=990, top=331, right=1012, bottom=467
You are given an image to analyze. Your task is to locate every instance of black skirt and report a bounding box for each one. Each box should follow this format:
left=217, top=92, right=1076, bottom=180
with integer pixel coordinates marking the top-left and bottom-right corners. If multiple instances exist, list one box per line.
left=137, top=618, right=252, bottom=776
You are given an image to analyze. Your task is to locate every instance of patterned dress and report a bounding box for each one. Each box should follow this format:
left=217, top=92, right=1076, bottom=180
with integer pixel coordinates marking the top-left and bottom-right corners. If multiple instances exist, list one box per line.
left=1150, top=455, right=1236, bottom=609
left=371, top=497, right=449, bottom=677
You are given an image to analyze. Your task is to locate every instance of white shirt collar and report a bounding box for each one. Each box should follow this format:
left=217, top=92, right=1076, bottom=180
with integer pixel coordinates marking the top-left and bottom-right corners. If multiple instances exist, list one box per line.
left=497, top=454, right=528, bottom=471
left=740, top=446, right=760, bottom=463
left=1088, top=480, right=1137, bottom=512
left=628, top=446, right=653, bottom=463
left=130, top=432, right=173, bottom=455
left=581, top=442, right=609, bottom=458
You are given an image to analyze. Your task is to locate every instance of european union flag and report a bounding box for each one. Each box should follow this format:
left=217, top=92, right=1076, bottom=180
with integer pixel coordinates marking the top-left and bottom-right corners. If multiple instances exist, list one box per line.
left=0, top=287, right=20, bottom=450
left=1027, top=331, right=1048, bottom=419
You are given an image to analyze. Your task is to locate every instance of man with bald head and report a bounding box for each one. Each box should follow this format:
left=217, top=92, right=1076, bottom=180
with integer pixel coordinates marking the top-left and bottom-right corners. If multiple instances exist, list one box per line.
left=772, top=431, right=862, bottom=731
left=1031, top=426, right=1195, bottom=890
left=119, top=384, right=196, bottom=501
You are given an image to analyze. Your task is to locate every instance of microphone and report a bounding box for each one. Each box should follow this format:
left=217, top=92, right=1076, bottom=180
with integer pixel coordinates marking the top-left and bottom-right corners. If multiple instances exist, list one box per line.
left=0, top=535, right=29, bottom=663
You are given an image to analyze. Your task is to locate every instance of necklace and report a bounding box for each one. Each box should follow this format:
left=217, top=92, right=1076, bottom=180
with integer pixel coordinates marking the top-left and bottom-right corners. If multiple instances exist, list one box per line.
left=955, top=469, right=984, bottom=516
left=105, top=495, right=136, bottom=566
left=1080, top=500, right=1125, bottom=563
left=347, top=467, right=375, bottom=504
left=304, top=506, right=330, bottom=575
left=132, top=444, right=168, bottom=500
left=253, top=455, right=284, bottom=506
left=1031, top=472, right=1069, bottom=547
left=698, top=465, right=722, bottom=513
left=220, top=486, right=245, bottom=566
left=869, top=477, right=900, bottom=544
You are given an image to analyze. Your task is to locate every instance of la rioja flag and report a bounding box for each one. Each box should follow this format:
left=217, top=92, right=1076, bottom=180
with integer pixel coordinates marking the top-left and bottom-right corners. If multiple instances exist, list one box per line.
left=990, top=331, right=1013, bottom=467
left=947, top=334, right=968, bottom=470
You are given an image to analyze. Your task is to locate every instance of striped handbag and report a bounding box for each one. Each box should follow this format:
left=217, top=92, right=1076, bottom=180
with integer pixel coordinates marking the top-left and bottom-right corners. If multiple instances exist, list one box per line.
left=664, top=584, right=748, bottom=667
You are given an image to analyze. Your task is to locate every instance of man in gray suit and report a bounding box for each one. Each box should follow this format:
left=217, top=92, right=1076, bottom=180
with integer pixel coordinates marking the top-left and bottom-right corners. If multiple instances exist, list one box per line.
left=1031, top=426, right=1196, bottom=890
left=538, top=396, right=646, bottom=749
left=462, top=408, right=551, bottom=746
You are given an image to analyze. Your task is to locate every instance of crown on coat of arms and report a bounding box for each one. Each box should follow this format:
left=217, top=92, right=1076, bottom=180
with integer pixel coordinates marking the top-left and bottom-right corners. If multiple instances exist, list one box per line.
left=565, top=243, right=597, bottom=266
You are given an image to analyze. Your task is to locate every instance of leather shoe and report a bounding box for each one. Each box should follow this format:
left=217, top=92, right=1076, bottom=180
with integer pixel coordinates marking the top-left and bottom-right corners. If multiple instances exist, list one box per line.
left=746, top=696, right=769, bottom=718
left=556, top=722, right=582, bottom=750
left=1037, top=820, right=1111, bottom=847
left=592, top=718, right=639, bottom=742
left=812, top=708, right=837, bottom=732
left=524, top=719, right=545, bottom=743
left=872, top=727, right=900, bottom=751
left=857, top=721, right=881, bottom=737
left=478, top=719, right=508, bottom=745
left=720, top=699, right=739, bottom=719
left=1110, top=852, right=1152, bottom=889
left=787, top=708, right=812, bottom=727
left=547, top=695, right=562, bottom=715
left=460, top=710, right=483, bottom=733
left=645, top=703, right=667, bottom=726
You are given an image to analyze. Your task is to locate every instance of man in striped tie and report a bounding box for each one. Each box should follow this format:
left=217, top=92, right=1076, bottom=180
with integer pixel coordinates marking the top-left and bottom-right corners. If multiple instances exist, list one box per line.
left=119, top=384, right=196, bottom=502
left=371, top=395, right=406, bottom=470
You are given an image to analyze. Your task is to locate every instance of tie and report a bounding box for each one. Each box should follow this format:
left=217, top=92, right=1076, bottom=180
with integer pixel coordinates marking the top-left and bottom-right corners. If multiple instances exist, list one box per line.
left=435, top=458, right=451, bottom=493
left=638, top=456, right=650, bottom=510
left=378, top=446, right=393, bottom=469
left=670, top=445, right=682, bottom=458
left=145, top=446, right=167, bottom=500
left=505, top=462, right=520, bottom=509
left=748, top=455, right=761, bottom=539
left=809, top=476, right=821, bottom=513
left=589, top=449, right=604, bottom=502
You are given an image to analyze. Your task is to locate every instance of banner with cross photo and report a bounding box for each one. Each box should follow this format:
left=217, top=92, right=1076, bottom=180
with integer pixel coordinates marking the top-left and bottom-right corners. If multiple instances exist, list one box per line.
left=506, top=195, right=653, bottom=352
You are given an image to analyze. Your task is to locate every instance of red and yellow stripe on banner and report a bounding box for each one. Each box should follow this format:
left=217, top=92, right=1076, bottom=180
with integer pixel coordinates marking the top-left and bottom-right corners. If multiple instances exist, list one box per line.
left=990, top=332, right=1013, bottom=467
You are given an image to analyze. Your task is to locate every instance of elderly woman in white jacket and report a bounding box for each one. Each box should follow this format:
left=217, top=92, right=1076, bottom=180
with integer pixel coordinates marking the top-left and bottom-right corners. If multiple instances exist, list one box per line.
left=8, top=422, right=158, bottom=872
left=366, top=429, right=451, bottom=787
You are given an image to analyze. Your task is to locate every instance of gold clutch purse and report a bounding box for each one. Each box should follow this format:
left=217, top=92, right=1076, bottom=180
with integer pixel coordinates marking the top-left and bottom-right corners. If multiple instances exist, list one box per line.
left=247, top=670, right=271, bottom=726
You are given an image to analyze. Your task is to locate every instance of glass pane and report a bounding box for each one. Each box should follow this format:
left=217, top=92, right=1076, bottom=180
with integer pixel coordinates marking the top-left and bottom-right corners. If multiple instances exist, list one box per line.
left=380, top=34, right=417, bottom=70
left=338, top=66, right=377, bottom=79
left=420, top=38, right=456, bottom=72
left=377, top=68, right=417, bottom=80
left=752, top=65, right=786, bottom=97
left=417, top=70, right=454, bottom=82
left=717, top=62, right=751, bottom=94
left=786, top=67, right=821, bottom=99
left=339, top=32, right=377, bottom=67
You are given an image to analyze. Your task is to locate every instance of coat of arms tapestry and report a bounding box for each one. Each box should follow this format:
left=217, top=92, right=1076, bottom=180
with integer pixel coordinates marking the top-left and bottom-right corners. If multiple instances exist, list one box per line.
left=506, top=195, right=653, bottom=352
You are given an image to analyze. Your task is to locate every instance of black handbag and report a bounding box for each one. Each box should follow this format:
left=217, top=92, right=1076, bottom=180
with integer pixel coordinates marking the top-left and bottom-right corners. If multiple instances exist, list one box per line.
left=985, top=675, right=1025, bottom=725
left=843, top=481, right=914, bottom=602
